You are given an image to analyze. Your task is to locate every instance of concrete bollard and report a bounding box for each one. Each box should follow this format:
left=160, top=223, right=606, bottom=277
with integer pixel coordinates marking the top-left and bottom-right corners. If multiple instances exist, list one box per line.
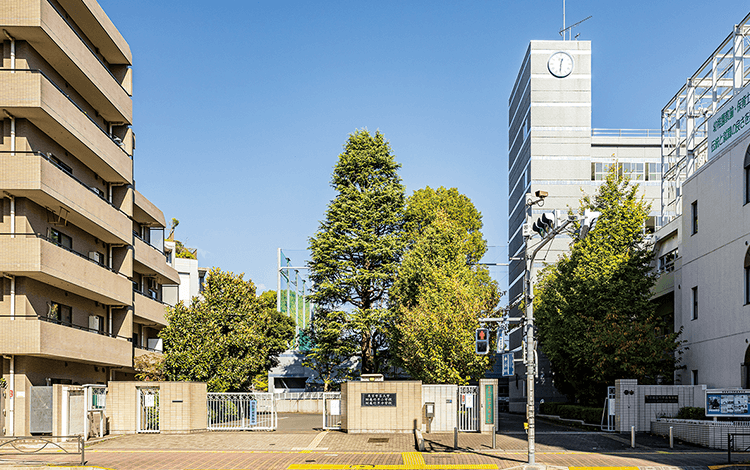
left=631, top=426, right=635, bottom=448
left=669, top=426, right=674, bottom=449
left=454, top=427, right=458, bottom=450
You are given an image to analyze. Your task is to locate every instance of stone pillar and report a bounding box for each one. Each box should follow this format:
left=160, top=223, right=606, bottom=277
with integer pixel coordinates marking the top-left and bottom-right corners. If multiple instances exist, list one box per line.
left=479, top=378, right=498, bottom=434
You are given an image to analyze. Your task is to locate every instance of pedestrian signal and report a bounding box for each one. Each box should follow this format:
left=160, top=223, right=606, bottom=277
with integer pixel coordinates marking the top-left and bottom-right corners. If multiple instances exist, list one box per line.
left=475, top=328, right=490, bottom=355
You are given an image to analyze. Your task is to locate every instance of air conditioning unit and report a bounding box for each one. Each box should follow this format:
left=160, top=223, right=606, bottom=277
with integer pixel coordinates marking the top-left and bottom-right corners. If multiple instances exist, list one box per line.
left=88, top=251, right=102, bottom=263
left=90, top=186, right=104, bottom=197
left=88, top=315, right=101, bottom=332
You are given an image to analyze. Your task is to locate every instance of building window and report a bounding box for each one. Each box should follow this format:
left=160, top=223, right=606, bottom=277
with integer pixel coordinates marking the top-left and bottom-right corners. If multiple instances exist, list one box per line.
left=48, top=228, right=72, bottom=250
left=691, top=201, right=698, bottom=235
left=746, top=265, right=750, bottom=305
left=659, top=248, right=678, bottom=273
left=621, top=162, right=644, bottom=180
left=49, top=301, right=72, bottom=325
left=591, top=162, right=614, bottom=181
left=647, top=162, right=661, bottom=181
left=691, top=370, right=698, bottom=385
left=745, top=145, right=750, bottom=204
left=691, top=286, right=698, bottom=320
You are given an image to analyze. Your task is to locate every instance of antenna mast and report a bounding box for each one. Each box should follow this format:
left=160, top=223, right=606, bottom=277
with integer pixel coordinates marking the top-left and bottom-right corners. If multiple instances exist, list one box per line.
left=562, top=0, right=566, bottom=40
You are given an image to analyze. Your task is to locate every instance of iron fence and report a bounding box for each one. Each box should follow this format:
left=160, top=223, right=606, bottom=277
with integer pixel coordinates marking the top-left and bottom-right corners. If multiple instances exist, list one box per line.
left=208, top=392, right=276, bottom=431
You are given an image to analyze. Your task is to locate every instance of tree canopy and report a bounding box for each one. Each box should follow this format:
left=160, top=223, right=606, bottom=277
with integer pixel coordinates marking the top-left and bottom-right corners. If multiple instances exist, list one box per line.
left=160, top=268, right=295, bottom=392
left=307, top=129, right=406, bottom=374
left=534, top=166, right=683, bottom=404
left=390, top=188, right=500, bottom=384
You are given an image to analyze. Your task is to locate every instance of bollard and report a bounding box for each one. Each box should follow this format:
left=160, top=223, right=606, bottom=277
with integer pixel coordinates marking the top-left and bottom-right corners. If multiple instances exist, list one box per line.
left=492, top=426, right=496, bottom=449
left=669, top=426, right=673, bottom=449
left=631, top=426, right=635, bottom=448
left=454, top=427, right=458, bottom=450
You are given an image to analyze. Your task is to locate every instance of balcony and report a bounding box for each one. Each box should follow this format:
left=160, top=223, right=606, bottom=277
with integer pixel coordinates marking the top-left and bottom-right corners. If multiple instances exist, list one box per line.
left=1, top=0, right=132, bottom=123
left=0, top=234, right=132, bottom=305
left=0, top=317, right=132, bottom=367
left=133, top=290, right=168, bottom=327
left=0, top=151, right=131, bottom=244
left=0, top=69, right=132, bottom=183
left=134, top=236, right=180, bottom=285
left=134, top=190, right=166, bottom=227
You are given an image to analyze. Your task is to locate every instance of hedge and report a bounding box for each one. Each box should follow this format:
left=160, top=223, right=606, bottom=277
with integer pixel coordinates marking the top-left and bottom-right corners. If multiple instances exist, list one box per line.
left=539, top=402, right=601, bottom=425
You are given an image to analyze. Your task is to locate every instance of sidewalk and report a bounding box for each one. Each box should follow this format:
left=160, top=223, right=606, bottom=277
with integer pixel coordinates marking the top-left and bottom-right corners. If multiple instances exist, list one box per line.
left=0, top=414, right=744, bottom=470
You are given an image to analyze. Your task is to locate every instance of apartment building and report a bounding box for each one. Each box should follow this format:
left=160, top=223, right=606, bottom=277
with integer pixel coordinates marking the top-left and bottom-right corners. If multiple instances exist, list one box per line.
left=0, top=0, right=178, bottom=435
left=506, top=40, right=662, bottom=411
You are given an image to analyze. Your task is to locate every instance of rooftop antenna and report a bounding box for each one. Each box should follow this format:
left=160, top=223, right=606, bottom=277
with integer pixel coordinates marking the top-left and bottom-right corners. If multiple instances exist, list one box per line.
left=562, top=0, right=565, bottom=40
left=560, top=15, right=592, bottom=40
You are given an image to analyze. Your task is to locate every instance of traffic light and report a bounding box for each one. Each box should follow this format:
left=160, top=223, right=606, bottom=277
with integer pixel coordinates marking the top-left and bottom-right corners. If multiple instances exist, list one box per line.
left=579, top=209, right=601, bottom=239
left=532, top=212, right=556, bottom=237
left=475, top=328, right=489, bottom=355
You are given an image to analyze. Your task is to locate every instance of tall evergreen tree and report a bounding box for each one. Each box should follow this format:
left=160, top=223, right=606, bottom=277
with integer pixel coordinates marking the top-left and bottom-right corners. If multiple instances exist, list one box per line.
left=307, top=129, right=406, bottom=374
left=534, top=166, right=683, bottom=404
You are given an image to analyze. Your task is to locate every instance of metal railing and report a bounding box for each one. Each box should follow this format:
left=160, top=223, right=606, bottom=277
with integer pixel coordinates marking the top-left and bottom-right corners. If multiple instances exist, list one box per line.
left=592, top=128, right=661, bottom=138
left=0, top=435, right=84, bottom=465
left=274, top=391, right=327, bottom=400
left=134, top=288, right=170, bottom=306
left=208, top=393, right=276, bottom=431
left=0, top=232, right=115, bottom=272
left=0, top=69, right=131, bottom=158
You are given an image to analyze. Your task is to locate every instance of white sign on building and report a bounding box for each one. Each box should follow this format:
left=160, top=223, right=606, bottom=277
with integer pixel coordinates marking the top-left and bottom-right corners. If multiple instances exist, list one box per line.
left=708, top=82, right=750, bottom=160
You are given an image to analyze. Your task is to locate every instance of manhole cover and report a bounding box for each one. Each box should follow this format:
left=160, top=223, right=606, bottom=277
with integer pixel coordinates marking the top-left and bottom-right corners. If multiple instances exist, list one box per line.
left=367, top=438, right=389, bottom=443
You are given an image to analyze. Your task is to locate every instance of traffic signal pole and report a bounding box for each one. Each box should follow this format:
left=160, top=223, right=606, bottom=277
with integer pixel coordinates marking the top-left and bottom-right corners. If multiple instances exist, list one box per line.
left=523, top=192, right=575, bottom=465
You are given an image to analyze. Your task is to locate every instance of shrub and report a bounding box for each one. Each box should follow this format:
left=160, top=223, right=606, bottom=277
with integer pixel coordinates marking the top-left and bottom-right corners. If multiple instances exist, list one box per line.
left=539, top=402, right=601, bottom=424
left=676, top=406, right=707, bottom=420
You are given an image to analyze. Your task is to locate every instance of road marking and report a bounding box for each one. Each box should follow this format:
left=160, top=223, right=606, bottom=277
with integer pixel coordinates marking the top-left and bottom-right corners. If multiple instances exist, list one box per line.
left=287, top=451, right=499, bottom=469
left=570, top=467, right=638, bottom=470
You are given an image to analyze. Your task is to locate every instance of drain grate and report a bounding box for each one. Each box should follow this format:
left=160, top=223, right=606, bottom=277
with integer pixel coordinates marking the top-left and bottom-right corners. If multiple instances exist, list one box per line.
left=367, top=438, right=390, bottom=443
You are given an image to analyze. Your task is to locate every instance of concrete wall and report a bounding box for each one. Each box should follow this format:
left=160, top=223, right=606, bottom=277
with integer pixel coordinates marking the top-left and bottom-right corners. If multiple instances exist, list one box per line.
left=615, top=379, right=706, bottom=432
left=341, top=381, right=421, bottom=433
left=108, top=381, right=206, bottom=434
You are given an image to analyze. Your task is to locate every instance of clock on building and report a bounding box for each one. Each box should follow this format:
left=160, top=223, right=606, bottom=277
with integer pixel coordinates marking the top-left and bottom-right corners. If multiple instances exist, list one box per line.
left=547, top=51, right=574, bottom=78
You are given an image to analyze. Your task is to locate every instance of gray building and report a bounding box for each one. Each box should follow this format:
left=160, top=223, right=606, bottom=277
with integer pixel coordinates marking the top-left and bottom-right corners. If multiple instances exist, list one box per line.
left=507, top=40, right=662, bottom=411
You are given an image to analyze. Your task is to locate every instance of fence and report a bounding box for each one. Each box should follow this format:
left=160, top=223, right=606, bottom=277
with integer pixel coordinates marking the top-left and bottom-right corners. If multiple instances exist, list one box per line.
left=0, top=435, right=84, bottom=466
left=457, top=386, right=479, bottom=432
left=83, top=385, right=106, bottom=439
left=207, top=393, right=276, bottom=431
left=652, top=418, right=750, bottom=449
left=274, top=392, right=326, bottom=413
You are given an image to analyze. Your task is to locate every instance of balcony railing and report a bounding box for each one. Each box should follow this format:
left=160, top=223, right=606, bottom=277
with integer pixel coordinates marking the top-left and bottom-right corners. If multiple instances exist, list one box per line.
left=133, top=287, right=170, bottom=306
left=0, top=69, right=131, bottom=158
left=0, top=150, right=129, bottom=217
left=0, top=232, right=116, bottom=272
left=133, top=231, right=165, bottom=255
left=0, top=314, right=131, bottom=340
left=44, top=0, right=131, bottom=96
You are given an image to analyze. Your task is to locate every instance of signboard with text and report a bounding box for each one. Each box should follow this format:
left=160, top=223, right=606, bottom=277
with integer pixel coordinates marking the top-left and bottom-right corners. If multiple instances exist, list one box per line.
left=706, top=389, right=750, bottom=417
left=361, top=393, right=397, bottom=407
left=708, top=82, right=750, bottom=160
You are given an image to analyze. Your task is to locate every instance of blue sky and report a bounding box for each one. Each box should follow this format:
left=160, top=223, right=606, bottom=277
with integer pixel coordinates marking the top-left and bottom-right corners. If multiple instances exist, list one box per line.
left=98, top=0, right=749, bottom=297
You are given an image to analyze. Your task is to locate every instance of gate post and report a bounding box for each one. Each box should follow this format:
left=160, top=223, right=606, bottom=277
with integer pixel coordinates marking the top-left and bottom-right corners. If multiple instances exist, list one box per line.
left=479, top=379, right=497, bottom=434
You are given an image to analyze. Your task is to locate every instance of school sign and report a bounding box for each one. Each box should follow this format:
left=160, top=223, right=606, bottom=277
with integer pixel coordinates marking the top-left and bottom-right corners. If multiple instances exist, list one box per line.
left=709, top=82, right=750, bottom=160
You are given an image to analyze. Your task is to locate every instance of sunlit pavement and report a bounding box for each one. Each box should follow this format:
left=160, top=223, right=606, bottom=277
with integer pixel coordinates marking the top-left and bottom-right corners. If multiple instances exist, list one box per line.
left=0, top=414, right=741, bottom=470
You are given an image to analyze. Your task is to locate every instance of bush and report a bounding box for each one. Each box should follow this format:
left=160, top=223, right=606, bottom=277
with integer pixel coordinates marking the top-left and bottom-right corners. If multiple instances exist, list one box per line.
left=539, top=402, right=602, bottom=424
left=676, top=406, right=707, bottom=420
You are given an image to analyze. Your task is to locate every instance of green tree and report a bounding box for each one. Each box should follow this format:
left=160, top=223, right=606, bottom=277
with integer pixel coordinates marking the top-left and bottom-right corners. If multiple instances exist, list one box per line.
left=404, top=186, right=486, bottom=262
left=534, top=166, right=683, bottom=405
left=390, top=188, right=500, bottom=384
left=308, top=129, right=407, bottom=374
left=160, top=268, right=295, bottom=392
left=302, top=310, right=358, bottom=391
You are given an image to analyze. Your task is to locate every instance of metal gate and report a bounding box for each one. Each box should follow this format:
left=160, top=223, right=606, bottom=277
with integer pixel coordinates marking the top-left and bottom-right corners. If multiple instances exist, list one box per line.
left=30, top=386, right=53, bottom=434
left=457, top=386, right=479, bottom=432
left=137, top=387, right=160, bottom=433
left=323, top=392, right=342, bottom=430
left=207, top=393, right=276, bottom=430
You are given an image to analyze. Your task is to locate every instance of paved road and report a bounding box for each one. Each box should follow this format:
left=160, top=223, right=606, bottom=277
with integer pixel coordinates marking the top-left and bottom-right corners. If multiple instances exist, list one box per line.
left=0, top=413, right=742, bottom=470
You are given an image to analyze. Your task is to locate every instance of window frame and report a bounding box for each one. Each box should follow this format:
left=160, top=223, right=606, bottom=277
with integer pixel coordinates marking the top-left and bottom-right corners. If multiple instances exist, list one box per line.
left=691, top=286, right=698, bottom=320
left=691, top=201, right=698, bottom=235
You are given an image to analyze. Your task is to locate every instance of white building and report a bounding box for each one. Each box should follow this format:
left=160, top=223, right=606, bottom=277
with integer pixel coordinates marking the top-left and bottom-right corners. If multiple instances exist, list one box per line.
left=652, top=11, right=750, bottom=388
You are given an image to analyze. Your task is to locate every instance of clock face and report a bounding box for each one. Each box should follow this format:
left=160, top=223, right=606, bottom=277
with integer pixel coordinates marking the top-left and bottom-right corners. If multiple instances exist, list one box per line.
left=548, top=51, right=574, bottom=78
